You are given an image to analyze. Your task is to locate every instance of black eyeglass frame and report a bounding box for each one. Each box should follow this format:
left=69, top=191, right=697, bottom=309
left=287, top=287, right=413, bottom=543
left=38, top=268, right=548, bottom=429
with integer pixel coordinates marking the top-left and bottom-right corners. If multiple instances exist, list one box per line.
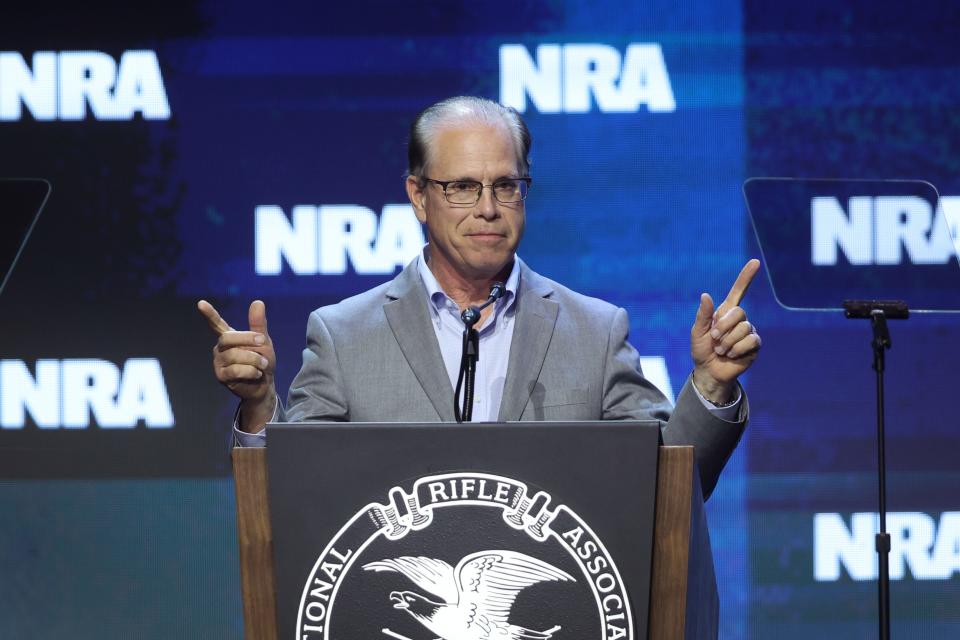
left=420, top=176, right=533, bottom=205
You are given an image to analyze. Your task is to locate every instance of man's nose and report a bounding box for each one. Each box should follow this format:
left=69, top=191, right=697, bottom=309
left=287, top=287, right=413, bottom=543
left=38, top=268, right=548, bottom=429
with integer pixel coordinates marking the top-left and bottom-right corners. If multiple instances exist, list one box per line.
left=474, top=185, right=499, bottom=219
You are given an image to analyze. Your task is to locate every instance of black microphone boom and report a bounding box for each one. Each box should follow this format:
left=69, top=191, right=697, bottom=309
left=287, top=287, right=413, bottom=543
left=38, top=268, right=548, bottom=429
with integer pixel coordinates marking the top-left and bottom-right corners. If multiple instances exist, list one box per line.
left=460, top=281, right=505, bottom=328
left=454, top=281, right=506, bottom=423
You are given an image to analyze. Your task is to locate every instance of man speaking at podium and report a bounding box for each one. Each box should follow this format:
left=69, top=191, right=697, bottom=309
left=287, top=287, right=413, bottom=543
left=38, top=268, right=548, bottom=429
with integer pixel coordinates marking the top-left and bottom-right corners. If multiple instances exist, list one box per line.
left=198, top=96, right=761, bottom=498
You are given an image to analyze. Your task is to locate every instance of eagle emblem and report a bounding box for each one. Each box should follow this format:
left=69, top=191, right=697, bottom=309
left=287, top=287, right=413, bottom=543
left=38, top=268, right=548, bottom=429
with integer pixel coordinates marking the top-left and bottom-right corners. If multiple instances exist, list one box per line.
left=363, top=550, right=575, bottom=640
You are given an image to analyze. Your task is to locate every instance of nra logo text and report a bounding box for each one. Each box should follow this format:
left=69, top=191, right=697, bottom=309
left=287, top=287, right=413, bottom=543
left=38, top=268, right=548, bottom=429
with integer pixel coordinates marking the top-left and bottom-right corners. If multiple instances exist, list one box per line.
left=815, top=512, right=960, bottom=581
left=500, top=43, right=675, bottom=114
left=812, top=196, right=960, bottom=266
left=0, top=358, right=173, bottom=429
left=0, top=50, right=170, bottom=121
left=255, top=204, right=425, bottom=276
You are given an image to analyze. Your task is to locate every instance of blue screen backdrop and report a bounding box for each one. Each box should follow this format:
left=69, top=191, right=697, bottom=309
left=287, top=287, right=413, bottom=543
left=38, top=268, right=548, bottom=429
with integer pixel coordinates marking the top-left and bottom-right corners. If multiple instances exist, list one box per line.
left=1, top=1, right=958, bottom=637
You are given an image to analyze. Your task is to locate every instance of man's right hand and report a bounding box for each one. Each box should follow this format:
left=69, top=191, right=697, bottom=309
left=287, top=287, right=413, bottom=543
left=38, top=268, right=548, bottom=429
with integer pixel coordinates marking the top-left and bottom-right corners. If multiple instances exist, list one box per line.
left=197, top=299, right=278, bottom=433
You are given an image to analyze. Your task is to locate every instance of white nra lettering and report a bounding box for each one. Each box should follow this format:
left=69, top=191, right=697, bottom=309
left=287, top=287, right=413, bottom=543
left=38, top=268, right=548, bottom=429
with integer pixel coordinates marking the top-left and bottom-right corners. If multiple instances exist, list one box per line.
left=0, top=50, right=170, bottom=121
left=814, top=511, right=960, bottom=581
left=500, top=43, right=675, bottom=114
left=0, top=358, right=174, bottom=429
left=255, top=204, right=424, bottom=276
left=811, top=196, right=959, bottom=266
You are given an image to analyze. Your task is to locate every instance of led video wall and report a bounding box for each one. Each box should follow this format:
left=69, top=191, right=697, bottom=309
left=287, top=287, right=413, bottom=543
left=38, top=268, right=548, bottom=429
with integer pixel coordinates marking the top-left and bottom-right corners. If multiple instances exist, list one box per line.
left=1, top=1, right=958, bottom=637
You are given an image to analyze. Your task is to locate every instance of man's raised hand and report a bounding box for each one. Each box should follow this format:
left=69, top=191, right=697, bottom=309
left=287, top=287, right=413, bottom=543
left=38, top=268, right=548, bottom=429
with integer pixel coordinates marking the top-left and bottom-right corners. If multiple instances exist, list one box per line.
left=690, top=259, right=763, bottom=404
left=198, top=299, right=278, bottom=432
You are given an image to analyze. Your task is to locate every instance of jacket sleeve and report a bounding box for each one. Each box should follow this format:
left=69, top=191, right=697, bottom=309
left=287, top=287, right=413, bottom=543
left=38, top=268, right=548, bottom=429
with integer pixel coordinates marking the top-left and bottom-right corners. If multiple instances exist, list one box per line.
left=601, top=307, right=748, bottom=500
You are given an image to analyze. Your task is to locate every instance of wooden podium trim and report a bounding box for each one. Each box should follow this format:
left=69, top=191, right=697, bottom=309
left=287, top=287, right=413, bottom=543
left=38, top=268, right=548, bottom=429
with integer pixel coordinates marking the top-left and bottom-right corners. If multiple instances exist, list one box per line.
left=648, top=445, right=695, bottom=639
left=232, top=445, right=697, bottom=640
left=232, top=447, right=278, bottom=640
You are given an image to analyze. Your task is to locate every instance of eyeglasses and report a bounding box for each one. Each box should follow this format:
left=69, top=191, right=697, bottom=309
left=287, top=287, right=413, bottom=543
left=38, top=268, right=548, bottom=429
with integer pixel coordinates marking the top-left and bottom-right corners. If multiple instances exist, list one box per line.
left=422, top=177, right=532, bottom=205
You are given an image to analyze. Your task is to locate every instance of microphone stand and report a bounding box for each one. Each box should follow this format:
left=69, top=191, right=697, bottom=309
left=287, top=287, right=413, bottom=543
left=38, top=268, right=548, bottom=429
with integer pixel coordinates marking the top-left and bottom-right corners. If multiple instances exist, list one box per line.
left=454, top=313, right=480, bottom=423
left=454, top=282, right=504, bottom=423
left=843, top=299, right=908, bottom=640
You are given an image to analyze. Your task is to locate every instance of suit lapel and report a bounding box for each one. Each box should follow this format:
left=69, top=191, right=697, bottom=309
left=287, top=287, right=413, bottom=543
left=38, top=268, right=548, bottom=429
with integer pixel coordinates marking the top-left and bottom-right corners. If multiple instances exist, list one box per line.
left=383, top=263, right=457, bottom=422
left=498, top=264, right=559, bottom=421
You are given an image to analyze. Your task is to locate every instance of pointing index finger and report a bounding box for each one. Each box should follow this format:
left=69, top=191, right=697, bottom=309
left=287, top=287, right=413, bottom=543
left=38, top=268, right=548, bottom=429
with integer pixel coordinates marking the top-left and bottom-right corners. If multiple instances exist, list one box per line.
left=722, top=259, right=761, bottom=309
left=197, top=299, right=234, bottom=336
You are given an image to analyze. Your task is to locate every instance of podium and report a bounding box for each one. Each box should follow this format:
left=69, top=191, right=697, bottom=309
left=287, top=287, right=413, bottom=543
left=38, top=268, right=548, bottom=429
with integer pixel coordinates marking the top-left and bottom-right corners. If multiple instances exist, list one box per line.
left=232, top=424, right=717, bottom=640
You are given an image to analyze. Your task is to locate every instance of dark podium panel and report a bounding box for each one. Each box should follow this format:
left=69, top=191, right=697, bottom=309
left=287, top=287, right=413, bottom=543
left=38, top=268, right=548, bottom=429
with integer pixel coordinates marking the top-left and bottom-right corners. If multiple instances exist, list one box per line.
left=232, top=422, right=717, bottom=640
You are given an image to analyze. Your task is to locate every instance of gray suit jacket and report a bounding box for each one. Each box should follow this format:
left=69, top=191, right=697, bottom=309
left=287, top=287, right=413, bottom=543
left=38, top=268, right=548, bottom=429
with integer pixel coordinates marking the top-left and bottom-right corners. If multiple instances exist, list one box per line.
left=279, top=259, right=747, bottom=498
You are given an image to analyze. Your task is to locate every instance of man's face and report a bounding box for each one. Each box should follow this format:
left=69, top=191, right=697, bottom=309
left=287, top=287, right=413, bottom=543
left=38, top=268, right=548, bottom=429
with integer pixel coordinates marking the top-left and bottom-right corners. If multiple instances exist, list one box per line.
left=406, top=122, right=525, bottom=282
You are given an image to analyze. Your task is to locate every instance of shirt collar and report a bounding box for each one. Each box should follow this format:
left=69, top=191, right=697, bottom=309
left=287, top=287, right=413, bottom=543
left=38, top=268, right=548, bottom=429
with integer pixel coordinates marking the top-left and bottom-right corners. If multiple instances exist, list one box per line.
left=417, top=245, right=520, bottom=317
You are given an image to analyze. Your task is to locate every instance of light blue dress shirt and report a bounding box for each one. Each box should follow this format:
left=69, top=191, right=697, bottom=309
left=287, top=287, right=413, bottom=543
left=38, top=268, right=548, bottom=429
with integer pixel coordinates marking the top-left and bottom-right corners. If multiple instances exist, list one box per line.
left=416, top=251, right=521, bottom=422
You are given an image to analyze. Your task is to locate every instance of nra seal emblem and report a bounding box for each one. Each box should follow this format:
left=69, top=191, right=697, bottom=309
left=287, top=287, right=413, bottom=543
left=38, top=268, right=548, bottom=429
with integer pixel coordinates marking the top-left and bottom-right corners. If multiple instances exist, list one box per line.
left=296, top=472, right=633, bottom=639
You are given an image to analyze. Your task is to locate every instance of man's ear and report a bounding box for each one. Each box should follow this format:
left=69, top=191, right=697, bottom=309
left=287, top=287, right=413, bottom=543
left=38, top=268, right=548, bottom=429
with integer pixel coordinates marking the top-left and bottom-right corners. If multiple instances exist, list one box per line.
left=405, top=176, right=427, bottom=223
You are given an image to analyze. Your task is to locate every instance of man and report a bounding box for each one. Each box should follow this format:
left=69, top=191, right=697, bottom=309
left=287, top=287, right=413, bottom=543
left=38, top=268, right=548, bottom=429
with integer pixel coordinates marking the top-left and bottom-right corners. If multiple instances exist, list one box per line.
left=198, top=96, right=761, bottom=498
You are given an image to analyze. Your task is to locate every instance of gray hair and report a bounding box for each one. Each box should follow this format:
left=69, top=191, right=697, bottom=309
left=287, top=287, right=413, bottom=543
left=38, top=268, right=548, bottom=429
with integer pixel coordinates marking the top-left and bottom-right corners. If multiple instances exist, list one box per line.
left=407, top=96, right=532, bottom=181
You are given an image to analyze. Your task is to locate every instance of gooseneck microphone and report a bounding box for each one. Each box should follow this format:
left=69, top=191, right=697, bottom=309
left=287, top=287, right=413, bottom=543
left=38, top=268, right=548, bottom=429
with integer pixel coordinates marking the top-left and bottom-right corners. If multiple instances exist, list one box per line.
left=454, top=282, right=505, bottom=423
left=460, top=281, right=505, bottom=327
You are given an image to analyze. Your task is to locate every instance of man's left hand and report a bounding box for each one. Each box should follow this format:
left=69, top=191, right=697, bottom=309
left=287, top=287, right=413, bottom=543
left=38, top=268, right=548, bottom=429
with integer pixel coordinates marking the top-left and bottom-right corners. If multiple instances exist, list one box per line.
left=690, top=259, right=763, bottom=404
